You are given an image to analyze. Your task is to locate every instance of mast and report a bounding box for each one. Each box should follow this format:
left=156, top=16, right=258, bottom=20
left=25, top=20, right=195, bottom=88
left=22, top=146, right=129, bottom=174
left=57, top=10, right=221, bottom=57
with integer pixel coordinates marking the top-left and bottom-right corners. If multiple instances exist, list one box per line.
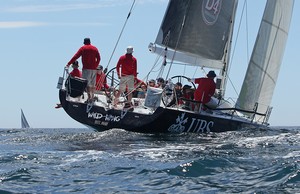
left=219, top=0, right=239, bottom=98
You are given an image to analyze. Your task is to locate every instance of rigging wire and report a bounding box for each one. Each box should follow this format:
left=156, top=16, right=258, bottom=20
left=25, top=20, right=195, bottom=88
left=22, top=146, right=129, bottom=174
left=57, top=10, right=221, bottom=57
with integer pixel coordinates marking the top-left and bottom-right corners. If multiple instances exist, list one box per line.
left=245, top=0, right=250, bottom=62
left=104, top=0, right=136, bottom=73
left=165, top=0, right=191, bottom=80
left=147, top=32, right=170, bottom=81
left=227, top=0, right=248, bottom=98
left=192, top=66, right=199, bottom=78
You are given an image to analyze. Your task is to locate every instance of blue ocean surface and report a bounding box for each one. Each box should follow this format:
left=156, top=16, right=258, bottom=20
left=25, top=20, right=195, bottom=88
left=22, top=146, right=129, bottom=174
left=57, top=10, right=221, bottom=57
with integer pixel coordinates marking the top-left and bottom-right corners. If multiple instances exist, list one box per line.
left=0, top=127, right=299, bottom=193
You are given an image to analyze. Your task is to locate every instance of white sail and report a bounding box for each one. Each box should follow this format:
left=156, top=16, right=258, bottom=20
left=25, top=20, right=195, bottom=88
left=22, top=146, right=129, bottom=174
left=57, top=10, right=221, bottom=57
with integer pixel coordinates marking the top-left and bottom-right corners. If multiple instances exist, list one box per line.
left=21, top=109, right=30, bottom=129
left=236, top=0, right=294, bottom=121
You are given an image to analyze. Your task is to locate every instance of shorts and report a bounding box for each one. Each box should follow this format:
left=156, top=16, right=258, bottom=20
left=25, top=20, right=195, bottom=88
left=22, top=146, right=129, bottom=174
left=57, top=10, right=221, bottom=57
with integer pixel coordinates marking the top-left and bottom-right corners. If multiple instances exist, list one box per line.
left=205, top=97, right=218, bottom=109
left=119, top=75, right=134, bottom=93
left=82, top=69, right=97, bottom=87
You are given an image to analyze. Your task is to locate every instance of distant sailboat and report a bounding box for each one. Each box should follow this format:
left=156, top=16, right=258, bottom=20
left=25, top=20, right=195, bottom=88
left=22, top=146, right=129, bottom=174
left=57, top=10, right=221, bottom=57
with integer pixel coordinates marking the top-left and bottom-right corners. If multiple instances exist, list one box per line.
left=21, top=109, right=30, bottom=129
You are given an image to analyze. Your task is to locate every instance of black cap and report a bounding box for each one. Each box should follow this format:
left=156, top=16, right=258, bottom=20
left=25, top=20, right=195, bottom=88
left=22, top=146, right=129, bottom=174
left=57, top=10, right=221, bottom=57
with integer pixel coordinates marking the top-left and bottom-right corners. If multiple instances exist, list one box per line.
left=84, top=38, right=91, bottom=45
left=157, top=77, right=164, bottom=83
left=207, top=71, right=216, bottom=78
left=72, top=60, right=79, bottom=66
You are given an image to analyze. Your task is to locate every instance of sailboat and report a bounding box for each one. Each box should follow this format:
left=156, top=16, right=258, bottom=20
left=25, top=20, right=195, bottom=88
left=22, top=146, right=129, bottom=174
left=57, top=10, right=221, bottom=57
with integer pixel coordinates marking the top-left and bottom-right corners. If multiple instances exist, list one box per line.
left=57, top=0, right=294, bottom=133
left=21, top=109, right=30, bottom=129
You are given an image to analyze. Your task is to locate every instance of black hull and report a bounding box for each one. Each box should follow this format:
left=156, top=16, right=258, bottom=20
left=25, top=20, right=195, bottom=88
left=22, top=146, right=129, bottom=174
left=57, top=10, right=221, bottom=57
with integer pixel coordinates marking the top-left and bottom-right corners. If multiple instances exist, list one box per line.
left=59, top=89, right=263, bottom=133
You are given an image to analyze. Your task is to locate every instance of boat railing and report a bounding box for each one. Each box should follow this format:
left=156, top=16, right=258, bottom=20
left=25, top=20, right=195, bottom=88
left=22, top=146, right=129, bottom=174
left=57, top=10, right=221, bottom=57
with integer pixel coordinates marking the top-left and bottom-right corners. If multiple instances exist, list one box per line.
left=180, top=97, right=270, bottom=124
left=57, top=68, right=89, bottom=102
left=57, top=68, right=68, bottom=90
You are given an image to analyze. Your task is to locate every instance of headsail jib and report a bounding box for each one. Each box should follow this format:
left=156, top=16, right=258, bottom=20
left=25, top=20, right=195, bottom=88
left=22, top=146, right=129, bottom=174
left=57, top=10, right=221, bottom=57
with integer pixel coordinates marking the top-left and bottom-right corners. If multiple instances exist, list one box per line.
left=236, top=0, right=294, bottom=122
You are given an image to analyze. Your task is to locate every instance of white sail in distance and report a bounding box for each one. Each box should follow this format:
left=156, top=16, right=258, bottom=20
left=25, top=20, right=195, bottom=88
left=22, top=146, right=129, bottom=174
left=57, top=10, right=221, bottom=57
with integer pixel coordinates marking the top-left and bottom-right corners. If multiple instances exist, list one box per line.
left=21, top=109, right=30, bottom=129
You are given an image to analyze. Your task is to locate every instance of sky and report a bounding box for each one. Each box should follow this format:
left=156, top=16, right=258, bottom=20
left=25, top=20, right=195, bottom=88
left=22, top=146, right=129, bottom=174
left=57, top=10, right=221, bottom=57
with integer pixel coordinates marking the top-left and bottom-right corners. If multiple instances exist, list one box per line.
left=1, top=0, right=299, bottom=128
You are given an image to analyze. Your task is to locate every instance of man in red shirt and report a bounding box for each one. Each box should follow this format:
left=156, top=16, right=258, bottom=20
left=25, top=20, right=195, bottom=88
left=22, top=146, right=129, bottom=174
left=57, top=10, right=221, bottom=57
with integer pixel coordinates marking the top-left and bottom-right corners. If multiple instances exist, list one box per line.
left=133, top=77, right=147, bottom=98
left=95, top=65, right=109, bottom=91
left=66, top=38, right=101, bottom=102
left=55, top=61, right=82, bottom=109
left=69, top=61, right=82, bottom=78
left=114, top=46, right=137, bottom=107
left=182, top=85, right=195, bottom=110
left=189, top=70, right=217, bottom=111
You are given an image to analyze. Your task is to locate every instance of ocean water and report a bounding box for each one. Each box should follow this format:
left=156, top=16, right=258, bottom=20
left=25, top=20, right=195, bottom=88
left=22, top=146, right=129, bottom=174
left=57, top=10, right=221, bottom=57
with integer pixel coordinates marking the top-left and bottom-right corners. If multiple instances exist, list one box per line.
left=0, top=127, right=299, bottom=193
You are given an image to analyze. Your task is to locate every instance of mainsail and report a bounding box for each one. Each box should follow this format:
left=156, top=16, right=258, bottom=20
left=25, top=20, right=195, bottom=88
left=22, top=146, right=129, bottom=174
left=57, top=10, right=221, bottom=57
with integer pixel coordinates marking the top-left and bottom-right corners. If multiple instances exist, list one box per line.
left=21, top=109, right=30, bottom=129
left=236, top=0, right=294, bottom=121
left=149, top=0, right=238, bottom=69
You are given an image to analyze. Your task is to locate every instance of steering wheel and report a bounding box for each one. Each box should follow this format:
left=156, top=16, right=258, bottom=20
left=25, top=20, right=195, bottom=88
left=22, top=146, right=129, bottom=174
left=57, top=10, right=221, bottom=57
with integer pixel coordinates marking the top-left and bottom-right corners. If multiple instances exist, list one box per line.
left=100, top=67, right=119, bottom=102
left=161, top=75, right=196, bottom=106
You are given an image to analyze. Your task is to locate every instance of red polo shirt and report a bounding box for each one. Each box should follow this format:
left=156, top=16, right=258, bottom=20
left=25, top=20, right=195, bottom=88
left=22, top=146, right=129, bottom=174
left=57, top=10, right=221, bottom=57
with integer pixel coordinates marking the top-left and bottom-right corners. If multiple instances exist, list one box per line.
left=70, top=68, right=82, bottom=78
left=116, top=54, right=137, bottom=78
left=68, top=44, right=100, bottom=70
left=194, top=78, right=216, bottom=104
left=95, top=72, right=109, bottom=90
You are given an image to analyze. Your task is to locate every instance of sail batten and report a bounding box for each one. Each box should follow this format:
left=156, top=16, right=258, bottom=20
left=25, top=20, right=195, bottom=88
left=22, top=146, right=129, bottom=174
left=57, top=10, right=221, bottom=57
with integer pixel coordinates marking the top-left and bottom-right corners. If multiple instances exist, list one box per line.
left=236, top=0, right=294, bottom=121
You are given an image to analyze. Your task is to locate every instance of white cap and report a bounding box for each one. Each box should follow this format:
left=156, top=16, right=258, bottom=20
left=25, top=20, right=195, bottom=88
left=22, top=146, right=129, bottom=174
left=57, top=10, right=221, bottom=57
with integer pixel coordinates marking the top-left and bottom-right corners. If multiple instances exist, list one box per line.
left=126, top=46, right=134, bottom=54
